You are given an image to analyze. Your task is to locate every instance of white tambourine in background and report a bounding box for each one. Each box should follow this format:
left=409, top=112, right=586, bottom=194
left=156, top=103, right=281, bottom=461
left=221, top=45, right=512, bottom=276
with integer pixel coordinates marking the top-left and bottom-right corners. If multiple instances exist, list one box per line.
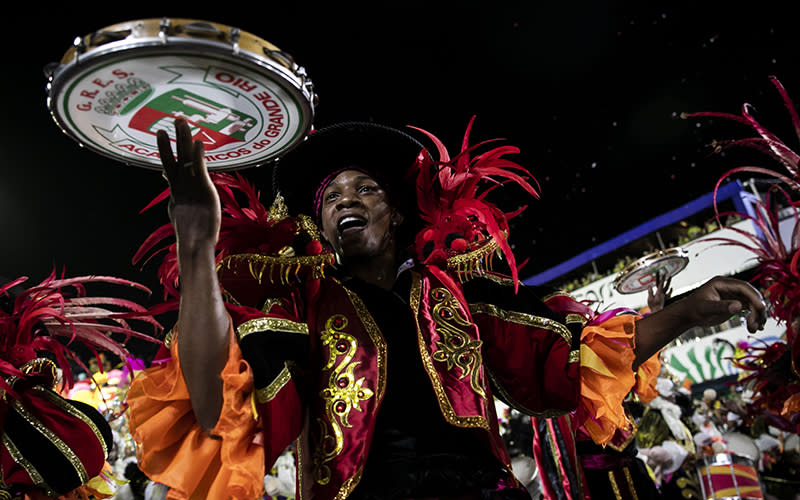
left=612, top=247, right=690, bottom=295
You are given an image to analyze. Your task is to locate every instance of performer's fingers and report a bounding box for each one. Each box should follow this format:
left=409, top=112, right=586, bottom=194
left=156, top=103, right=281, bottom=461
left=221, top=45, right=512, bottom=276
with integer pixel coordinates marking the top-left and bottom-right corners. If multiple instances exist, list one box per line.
left=712, top=277, right=767, bottom=331
left=189, top=138, right=206, bottom=177
left=175, top=117, right=192, bottom=163
left=156, top=129, right=177, bottom=181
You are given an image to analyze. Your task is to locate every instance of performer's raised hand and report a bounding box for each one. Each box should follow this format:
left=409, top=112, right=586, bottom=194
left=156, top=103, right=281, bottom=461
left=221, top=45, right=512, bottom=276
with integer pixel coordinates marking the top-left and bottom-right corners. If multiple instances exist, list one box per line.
left=156, top=117, right=228, bottom=432
left=681, top=276, right=767, bottom=334
left=646, top=271, right=672, bottom=313
left=157, top=117, right=221, bottom=248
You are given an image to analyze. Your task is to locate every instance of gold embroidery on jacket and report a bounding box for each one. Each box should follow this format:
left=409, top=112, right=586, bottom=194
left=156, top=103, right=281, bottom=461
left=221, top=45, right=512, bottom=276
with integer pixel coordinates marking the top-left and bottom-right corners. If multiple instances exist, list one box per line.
left=430, top=287, right=486, bottom=399
left=410, top=274, right=489, bottom=430
left=313, top=314, right=374, bottom=486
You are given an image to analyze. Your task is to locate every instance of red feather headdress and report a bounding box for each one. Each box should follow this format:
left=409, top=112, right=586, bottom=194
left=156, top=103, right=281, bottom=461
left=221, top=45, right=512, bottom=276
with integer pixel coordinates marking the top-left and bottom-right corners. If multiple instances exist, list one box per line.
left=685, top=76, right=800, bottom=432
left=408, top=117, right=540, bottom=291
left=0, top=271, right=162, bottom=398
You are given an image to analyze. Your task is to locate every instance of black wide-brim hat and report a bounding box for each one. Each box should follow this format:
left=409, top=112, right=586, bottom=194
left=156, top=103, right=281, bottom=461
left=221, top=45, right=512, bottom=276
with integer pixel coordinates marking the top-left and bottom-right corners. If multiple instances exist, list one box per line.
left=271, top=121, right=430, bottom=221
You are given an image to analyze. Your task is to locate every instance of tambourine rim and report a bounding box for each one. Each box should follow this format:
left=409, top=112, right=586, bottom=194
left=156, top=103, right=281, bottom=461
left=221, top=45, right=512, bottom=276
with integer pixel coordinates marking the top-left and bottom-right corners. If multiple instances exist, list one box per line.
left=612, top=247, right=690, bottom=294
left=48, top=36, right=312, bottom=98
left=48, top=49, right=313, bottom=171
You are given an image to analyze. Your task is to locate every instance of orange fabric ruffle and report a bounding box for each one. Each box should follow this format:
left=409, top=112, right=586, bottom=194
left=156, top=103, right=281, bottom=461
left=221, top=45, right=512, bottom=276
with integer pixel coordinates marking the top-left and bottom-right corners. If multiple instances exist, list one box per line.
left=634, top=352, right=662, bottom=404
left=126, top=325, right=265, bottom=500
left=577, top=314, right=638, bottom=446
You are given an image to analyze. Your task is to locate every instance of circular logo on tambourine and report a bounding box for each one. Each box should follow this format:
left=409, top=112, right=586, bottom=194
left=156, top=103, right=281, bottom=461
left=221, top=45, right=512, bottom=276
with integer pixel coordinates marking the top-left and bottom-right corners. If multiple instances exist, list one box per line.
left=51, top=53, right=310, bottom=171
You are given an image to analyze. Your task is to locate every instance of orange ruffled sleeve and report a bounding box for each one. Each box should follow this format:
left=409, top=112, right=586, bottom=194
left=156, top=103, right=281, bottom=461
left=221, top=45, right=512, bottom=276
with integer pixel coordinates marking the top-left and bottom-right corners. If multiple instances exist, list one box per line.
left=633, top=351, right=662, bottom=404
left=577, top=314, right=639, bottom=446
left=126, top=324, right=265, bottom=500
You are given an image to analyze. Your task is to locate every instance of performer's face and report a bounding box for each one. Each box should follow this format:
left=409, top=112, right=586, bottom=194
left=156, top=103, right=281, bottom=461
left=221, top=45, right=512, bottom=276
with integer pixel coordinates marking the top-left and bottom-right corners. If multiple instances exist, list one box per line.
left=319, top=169, right=401, bottom=260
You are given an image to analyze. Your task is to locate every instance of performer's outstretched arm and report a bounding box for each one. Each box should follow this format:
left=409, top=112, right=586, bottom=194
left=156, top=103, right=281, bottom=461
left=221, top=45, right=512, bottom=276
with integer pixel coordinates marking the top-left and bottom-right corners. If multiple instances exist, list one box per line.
left=157, top=117, right=231, bottom=432
left=633, top=275, right=767, bottom=369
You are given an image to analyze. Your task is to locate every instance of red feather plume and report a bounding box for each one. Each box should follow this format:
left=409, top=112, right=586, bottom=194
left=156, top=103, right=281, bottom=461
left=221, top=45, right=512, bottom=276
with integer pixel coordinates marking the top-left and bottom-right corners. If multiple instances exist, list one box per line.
left=0, top=270, right=162, bottom=396
left=686, top=76, right=800, bottom=432
left=408, top=116, right=540, bottom=291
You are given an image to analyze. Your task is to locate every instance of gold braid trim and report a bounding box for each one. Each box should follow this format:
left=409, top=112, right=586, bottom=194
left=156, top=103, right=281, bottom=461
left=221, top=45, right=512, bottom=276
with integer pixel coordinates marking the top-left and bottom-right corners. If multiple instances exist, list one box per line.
left=342, top=289, right=387, bottom=403
left=546, top=423, right=567, bottom=492
left=623, top=467, right=640, bottom=500
left=476, top=272, right=516, bottom=287
left=568, top=350, right=580, bottom=363
left=487, top=368, right=568, bottom=418
left=163, top=327, right=175, bottom=349
left=237, top=317, right=309, bottom=341
left=30, top=386, right=108, bottom=460
left=604, top=418, right=637, bottom=453
left=447, top=237, right=500, bottom=282
left=255, top=364, right=292, bottom=404
left=608, top=470, right=623, bottom=500
left=297, top=214, right=321, bottom=241
left=469, top=302, right=572, bottom=345
left=566, top=313, right=588, bottom=327
left=9, top=400, right=88, bottom=485
left=333, top=467, right=364, bottom=500
left=218, top=252, right=334, bottom=284
left=2, top=434, right=54, bottom=496
left=296, top=436, right=305, bottom=500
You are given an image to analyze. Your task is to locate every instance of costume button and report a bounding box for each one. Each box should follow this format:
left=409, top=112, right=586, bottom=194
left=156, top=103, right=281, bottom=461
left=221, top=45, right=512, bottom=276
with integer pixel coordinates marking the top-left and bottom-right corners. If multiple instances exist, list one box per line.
left=336, top=340, right=349, bottom=352
left=431, top=289, right=447, bottom=301
left=334, top=400, right=347, bottom=413
left=337, top=377, right=348, bottom=388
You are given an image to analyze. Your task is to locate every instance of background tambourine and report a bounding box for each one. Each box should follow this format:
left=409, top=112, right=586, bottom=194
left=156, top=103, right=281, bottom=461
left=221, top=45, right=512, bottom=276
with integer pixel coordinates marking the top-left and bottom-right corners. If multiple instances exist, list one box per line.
left=612, top=247, right=690, bottom=295
left=45, top=18, right=317, bottom=171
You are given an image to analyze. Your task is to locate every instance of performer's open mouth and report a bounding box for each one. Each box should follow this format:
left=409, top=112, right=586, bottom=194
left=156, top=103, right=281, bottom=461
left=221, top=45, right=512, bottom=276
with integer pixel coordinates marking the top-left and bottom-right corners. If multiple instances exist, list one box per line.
left=337, top=214, right=367, bottom=236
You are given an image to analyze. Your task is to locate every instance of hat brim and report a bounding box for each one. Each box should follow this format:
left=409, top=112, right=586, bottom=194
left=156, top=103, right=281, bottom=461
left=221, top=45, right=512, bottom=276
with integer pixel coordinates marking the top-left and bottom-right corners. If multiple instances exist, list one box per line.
left=271, top=122, right=428, bottom=219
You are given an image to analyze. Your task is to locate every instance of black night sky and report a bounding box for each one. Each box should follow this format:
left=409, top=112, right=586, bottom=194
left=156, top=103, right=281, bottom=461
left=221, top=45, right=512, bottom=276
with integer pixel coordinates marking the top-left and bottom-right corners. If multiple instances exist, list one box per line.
left=2, top=2, right=798, bottom=332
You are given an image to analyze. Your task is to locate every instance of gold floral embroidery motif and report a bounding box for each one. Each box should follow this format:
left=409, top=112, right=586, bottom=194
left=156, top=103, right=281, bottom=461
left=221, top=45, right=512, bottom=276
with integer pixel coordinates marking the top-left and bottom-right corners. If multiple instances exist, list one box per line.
left=429, top=287, right=486, bottom=399
left=313, top=314, right=374, bottom=486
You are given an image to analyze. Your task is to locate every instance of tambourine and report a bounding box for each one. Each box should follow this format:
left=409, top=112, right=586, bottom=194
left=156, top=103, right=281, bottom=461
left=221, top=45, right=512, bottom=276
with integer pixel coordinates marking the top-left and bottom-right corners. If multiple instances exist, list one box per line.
left=45, top=18, right=317, bottom=171
left=612, top=247, right=689, bottom=295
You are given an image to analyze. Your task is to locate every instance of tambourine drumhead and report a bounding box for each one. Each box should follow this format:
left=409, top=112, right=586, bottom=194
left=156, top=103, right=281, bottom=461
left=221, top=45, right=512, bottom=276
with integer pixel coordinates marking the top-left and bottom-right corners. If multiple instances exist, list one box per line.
left=612, top=247, right=689, bottom=295
left=45, top=18, right=316, bottom=171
